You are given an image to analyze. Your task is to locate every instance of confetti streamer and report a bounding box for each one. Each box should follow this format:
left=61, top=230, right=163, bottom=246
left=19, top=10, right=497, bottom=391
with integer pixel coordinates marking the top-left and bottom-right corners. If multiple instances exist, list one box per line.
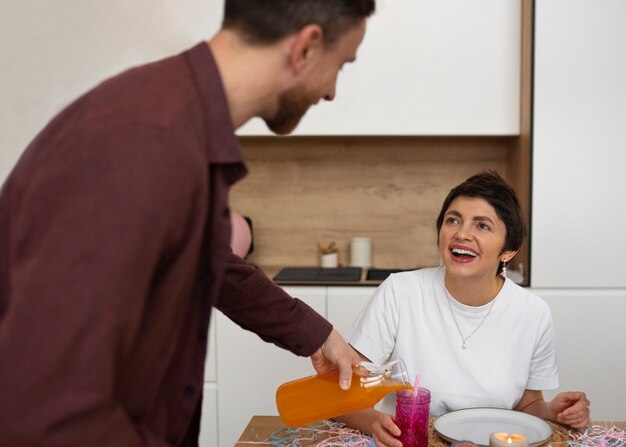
left=568, top=425, right=626, bottom=447
left=238, top=420, right=375, bottom=447
left=548, top=424, right=626, bottom=447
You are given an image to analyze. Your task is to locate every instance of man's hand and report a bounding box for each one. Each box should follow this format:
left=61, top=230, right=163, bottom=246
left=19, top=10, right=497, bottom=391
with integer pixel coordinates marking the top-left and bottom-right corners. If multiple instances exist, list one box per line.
left=310, top=329, right=361, bottom=390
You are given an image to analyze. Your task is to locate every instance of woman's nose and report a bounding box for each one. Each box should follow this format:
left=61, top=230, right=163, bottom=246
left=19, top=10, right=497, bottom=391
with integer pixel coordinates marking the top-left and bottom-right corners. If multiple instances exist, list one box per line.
left=454, top=225, right=472, bottom=240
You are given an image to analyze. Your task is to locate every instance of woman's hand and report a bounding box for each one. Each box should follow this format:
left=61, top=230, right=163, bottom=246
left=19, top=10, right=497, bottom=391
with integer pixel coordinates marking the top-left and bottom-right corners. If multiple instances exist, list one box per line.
left=514, top=389, right=590, bottom=429
left=549, top=391, right=590, bottom=429
left=370, top=412, right=403, bottom=447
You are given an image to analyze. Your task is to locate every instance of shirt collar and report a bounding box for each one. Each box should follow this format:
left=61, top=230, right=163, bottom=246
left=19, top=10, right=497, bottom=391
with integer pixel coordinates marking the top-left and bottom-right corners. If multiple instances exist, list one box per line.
left=185, top=42, right=246, bottom=168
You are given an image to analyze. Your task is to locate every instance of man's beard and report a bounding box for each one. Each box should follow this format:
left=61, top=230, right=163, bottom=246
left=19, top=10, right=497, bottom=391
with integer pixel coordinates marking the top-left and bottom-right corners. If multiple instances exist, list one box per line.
left=264, top=85, right=315, bottom=135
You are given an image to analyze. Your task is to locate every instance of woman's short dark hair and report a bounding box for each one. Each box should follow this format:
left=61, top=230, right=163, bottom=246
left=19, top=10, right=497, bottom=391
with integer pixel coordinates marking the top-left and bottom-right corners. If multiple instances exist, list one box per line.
left=436, top=170, right=527, bottom=274
left=223, top=0, right=376, bottom=46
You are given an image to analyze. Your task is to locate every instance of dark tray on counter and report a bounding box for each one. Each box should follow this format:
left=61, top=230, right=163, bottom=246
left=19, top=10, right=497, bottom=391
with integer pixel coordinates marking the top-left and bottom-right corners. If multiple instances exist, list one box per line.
left=272, top=267, right=420, bottom=284
left=273, top=267, right=362, bottom=282
left=365, top=268, right=414, bottom=281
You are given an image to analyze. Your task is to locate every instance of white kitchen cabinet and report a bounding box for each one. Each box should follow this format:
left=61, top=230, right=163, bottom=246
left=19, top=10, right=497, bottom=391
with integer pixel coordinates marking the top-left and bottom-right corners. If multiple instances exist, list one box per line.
left=532, top=289, right=626, bottom=422
left=238, top=0, right=521, bottom=136
left=531, top=0, right=626, bottom=287
left=199, top=315, right=217, bottom=446
left=326, top=287, right=376, bottom=339
left=198, top=384, right=218, bottom=447
left=2, top=1, right=522, bottom=183
left=215, top=286, right=326, bottom=447
left=531, top=2, right=626, bottom=420
left=204, top=313, right=217, bottom=382
left=0, top=0, right=521, bottom=178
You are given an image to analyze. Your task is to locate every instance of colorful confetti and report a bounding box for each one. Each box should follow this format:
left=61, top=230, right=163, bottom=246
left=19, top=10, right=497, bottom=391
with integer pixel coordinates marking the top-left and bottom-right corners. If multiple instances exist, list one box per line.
left=548, top=425, right=626, bottom=447
left=238, top=420, right=375, bottom=447
left=567, top=425, right=626, bottom=447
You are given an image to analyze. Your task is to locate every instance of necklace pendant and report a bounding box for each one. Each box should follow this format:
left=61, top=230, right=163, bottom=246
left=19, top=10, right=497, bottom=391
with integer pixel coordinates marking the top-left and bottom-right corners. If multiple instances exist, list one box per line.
left=462, top=341, right=467, bottom=349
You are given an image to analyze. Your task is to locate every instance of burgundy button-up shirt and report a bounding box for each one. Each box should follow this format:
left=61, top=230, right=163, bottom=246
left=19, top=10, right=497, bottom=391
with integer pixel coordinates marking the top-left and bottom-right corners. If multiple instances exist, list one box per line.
left=0, top=42, right=332, bottom=446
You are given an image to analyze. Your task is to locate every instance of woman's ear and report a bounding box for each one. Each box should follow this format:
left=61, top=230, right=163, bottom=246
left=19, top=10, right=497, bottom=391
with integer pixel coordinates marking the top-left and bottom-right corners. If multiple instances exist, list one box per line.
left=289, top=24, right=324, bottom=73
left=501, top=250, right=518, bottom=264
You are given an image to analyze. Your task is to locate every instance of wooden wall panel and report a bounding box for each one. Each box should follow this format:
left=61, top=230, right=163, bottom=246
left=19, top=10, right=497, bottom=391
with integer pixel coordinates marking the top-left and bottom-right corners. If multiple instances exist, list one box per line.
left=231, top=137, right=515, bottom=271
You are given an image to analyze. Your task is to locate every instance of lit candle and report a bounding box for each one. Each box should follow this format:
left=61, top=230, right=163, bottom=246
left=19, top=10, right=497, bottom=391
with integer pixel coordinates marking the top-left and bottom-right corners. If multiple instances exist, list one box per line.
left=489, top=432, right=529, bottom=447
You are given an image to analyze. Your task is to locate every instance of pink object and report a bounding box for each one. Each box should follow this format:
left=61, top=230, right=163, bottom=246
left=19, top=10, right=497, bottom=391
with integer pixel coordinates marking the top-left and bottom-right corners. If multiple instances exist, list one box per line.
left=230, top=210, right=252, bottom=258
left=396, top=388, right=431, bottom=447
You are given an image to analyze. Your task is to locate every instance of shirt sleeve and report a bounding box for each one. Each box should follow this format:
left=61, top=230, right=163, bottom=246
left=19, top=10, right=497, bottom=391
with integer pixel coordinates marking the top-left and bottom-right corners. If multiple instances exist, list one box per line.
left=526, top=303, right=560, bottom=390
left=215, top=253, right=333, bottom=357
left=348, top=276, right=400, bottom=365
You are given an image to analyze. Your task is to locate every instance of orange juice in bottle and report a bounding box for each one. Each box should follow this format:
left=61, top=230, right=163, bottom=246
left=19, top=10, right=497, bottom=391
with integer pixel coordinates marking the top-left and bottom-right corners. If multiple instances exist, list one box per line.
left=276, top=359, right=411, bottom=427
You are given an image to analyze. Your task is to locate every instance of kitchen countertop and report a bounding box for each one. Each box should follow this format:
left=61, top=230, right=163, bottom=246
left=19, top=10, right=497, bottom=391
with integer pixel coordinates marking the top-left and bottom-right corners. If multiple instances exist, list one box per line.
left=261, top=265, right=419, bottom=287
left=235, top=415, right=626, bottom=447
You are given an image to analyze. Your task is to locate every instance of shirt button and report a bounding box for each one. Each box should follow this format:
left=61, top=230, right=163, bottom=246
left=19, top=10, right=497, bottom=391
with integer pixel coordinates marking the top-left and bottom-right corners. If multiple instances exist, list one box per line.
left=184, top=385, right=195, bottom=397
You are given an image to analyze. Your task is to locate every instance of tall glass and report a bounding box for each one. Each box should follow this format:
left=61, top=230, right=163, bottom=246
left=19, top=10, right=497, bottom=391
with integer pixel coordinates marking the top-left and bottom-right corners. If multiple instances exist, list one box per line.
left=276, top=359, right=411, bottom=427
left=395, top=387, right=431, bottom=447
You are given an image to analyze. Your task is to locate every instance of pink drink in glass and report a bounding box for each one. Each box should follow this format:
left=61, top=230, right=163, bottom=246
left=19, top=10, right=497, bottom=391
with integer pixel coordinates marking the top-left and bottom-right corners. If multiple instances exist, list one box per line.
left=395, top=388, right=431, bottom=447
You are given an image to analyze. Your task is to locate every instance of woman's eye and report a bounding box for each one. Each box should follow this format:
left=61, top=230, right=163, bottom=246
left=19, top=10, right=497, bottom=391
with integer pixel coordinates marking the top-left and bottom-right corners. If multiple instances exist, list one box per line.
left=478, top=223, right=491, bottom=231
left=446, top=217, right=459, bottom=224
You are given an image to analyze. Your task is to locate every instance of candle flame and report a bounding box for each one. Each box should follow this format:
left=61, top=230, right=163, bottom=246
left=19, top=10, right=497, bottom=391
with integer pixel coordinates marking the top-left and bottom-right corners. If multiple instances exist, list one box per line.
left=507, top=437, right=513, bottom=444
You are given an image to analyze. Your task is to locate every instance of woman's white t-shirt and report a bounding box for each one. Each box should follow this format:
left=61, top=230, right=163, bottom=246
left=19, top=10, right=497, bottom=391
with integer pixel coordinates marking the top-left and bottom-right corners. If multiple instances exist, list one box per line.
left=348, top=267, right=559, bottom=416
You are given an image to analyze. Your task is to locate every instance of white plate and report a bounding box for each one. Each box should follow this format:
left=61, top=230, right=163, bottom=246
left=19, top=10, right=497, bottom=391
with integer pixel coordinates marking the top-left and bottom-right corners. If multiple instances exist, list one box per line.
left=433, top=408, right=552, bottom=447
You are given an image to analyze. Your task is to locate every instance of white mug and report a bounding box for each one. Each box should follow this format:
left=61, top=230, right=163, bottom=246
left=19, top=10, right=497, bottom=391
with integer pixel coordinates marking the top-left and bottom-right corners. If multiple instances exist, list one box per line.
left=350, top=237, right=372, bottom=268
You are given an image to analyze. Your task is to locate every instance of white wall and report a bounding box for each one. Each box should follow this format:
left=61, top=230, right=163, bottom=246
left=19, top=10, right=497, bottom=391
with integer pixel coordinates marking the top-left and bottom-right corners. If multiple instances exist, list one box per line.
left=0, top=0, right=223, bottom=182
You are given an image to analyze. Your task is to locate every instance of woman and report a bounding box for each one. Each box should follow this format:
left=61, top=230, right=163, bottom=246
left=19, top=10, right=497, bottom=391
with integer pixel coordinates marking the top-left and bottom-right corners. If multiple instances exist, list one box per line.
left=336, top=171, right=590, bottom=447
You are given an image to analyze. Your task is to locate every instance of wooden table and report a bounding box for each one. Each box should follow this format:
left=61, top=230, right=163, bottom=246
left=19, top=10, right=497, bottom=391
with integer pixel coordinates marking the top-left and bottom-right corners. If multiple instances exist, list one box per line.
left=235, top=416, right=365, bottom=446
left=235, top=415, right=626, bottom=446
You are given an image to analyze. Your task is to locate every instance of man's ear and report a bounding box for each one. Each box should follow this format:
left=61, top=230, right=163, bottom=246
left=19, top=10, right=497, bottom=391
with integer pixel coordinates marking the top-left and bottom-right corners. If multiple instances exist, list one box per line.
left=289, top=24, right=324, bottom=73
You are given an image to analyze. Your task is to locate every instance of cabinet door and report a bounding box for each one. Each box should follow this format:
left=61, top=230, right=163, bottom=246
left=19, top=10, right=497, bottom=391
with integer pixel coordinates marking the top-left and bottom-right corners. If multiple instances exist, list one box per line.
left=216, top=286, right=326, bottom=447
left=532, top=0, right=626, bottom=287
left=532, top=289, right=626, bottom=422
left=198, top=384, right=218, bottom=447
left=326, top=287, right=376, bottom=340
left=238, top=0, right=520, bottom=136
left=204, top=313, right=216, bottom=382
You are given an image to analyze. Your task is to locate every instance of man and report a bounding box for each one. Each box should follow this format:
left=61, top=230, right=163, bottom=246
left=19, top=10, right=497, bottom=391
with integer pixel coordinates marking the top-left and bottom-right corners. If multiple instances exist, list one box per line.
left=0, top=0, right=376, bottom=445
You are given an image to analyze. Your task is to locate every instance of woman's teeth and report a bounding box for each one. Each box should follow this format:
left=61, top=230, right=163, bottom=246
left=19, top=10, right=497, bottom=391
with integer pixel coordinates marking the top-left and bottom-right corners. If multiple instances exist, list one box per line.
left=451, top=248, right=478, bottom=257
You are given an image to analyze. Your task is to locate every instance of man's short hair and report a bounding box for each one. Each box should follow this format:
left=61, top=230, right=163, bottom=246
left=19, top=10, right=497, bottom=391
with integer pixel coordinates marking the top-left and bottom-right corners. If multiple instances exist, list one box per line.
left=223, top=0, right=376, bottom=46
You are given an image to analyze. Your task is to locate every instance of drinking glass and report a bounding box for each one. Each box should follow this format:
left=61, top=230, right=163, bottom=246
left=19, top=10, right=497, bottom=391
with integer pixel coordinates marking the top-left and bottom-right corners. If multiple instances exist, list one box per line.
left=395, top=387, right=431, bottom=447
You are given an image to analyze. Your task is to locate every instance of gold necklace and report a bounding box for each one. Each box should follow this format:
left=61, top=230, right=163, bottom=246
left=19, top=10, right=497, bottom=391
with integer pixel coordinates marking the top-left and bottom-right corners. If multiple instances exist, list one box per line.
left=445, top=287, right=496, bottom=350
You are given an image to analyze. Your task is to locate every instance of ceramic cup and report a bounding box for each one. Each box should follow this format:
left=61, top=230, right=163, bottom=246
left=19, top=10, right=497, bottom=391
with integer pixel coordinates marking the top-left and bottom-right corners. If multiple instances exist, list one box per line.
left=350, top=237, right=372, bottom=268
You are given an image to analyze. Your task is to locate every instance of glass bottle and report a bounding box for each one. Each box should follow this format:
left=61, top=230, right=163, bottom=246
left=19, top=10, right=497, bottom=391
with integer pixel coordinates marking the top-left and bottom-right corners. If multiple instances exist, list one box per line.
left=276, top=359, right=411, bottom=427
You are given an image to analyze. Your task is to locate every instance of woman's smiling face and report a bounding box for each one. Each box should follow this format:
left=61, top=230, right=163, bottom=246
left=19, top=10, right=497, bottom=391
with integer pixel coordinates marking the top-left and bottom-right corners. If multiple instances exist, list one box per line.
left=438, top=196, right=516, bottom=280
